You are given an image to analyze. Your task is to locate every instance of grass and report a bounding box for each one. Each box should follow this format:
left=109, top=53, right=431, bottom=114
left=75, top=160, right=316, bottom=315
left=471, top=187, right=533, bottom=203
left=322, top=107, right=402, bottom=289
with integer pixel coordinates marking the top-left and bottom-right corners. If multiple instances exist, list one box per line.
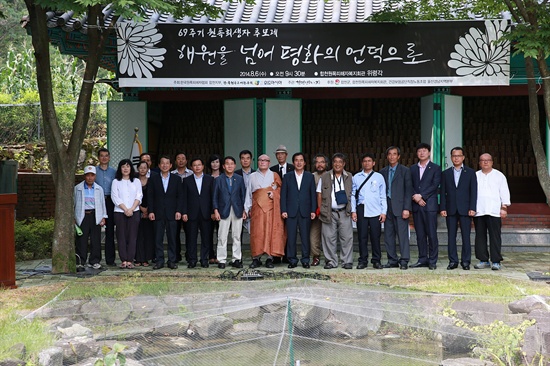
left=0, top=309, right=55, bottom=362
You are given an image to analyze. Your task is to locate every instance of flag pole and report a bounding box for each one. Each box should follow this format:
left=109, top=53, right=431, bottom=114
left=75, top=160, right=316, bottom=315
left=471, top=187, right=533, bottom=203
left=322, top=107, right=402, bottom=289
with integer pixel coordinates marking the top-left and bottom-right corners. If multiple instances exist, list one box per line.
left=130, top=127, right=139, bottom=160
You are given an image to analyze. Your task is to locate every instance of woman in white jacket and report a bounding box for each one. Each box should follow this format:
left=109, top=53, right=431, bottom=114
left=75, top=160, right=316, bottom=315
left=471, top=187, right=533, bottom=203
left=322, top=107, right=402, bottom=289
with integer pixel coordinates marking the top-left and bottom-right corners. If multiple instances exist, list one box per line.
left=111, top=159, right=143, bottom=269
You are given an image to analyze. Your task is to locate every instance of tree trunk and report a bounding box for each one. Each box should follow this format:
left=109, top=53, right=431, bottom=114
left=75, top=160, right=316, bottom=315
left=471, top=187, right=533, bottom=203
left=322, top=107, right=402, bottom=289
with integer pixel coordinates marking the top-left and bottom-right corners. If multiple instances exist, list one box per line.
left=525, top=57, right=550, bottom=204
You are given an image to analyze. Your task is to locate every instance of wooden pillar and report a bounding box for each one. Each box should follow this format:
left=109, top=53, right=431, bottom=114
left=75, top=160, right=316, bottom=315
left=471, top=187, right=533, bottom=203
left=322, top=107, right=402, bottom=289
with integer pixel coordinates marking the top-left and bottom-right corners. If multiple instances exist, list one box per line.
left=0, top=194, right=17, bottom=289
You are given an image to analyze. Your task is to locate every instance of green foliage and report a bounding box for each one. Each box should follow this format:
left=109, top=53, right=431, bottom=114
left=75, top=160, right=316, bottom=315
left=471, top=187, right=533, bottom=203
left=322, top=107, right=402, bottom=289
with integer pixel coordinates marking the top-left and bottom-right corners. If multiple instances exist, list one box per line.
left=94, top=343, right=127, bottom=366
left=14, top=218, right=54, bottom=260
left=469, top=320, right=536, bottom=366
left=0, top=310, right=56, bottom=363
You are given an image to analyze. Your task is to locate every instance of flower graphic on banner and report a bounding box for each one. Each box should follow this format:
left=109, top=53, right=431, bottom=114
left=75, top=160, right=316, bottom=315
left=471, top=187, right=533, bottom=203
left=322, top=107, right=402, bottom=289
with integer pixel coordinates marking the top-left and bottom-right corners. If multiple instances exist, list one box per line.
left=448, top=20, right=510, bottom=77
left=117, top=22, right=166, bottom=78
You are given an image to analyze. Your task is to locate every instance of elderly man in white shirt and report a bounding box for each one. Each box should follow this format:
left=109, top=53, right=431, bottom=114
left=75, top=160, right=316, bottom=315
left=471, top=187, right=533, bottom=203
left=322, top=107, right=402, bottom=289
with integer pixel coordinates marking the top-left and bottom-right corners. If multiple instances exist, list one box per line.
left=473, top=153, right=511, bottom=271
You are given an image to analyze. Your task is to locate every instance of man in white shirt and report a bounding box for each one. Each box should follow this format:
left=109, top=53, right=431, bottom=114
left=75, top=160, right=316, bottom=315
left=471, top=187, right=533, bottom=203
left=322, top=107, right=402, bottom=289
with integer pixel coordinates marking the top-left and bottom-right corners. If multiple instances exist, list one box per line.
left=473, top=153, right=511, bottom=271
left=270, top=145, right=295, bottom=179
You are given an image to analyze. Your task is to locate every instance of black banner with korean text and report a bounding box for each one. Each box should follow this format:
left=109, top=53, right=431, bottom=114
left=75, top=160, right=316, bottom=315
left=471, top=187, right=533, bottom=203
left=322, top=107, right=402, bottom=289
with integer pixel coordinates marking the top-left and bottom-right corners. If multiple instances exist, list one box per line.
left=117, top=20, right=510, bottom=88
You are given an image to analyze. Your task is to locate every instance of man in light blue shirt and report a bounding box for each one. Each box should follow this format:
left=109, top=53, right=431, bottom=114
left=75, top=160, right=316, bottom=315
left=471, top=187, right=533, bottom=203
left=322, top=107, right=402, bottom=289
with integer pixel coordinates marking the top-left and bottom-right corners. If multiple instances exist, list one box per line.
left=95, top=148, right=116, bottom=266
left=351, top=153, right=387, bottom=269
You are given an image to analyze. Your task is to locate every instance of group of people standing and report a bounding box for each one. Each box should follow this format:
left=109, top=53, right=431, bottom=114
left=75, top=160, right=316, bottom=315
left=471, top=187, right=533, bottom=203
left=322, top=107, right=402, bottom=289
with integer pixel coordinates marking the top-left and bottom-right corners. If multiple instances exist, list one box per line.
left=74, top=143, right=511, bottom=272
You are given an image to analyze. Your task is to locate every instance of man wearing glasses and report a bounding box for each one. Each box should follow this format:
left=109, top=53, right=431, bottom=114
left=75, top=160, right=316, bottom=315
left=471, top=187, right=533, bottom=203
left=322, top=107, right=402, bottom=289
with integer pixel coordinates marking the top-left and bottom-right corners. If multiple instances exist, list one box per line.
left=473, top=153, right=510, bottom=271
left=440, top=147, right=477, bottom=270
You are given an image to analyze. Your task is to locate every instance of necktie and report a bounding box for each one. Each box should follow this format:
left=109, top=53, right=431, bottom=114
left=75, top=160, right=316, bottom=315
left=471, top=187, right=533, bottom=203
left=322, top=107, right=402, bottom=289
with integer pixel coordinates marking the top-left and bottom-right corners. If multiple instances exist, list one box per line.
left=388, top=169, right=394, bottom=199
left=279, top=166, right=283, bottom=176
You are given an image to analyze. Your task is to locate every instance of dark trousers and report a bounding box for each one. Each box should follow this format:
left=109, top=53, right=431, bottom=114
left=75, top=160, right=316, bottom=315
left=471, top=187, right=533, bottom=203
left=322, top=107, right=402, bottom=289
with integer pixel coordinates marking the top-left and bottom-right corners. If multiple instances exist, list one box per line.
left=356, top=205, right=382, bottom=264
left=474, top=215, right=503, bottom=263
left=154, top=220, right=177, bottom=266
left=136, top=217, right=155, bottom=262
left=114, top=211, right=140, bottom=262
left=187, top=218, right=213, bottom=265
left=286, top=214, right=311, bottom=265
left=412, top=208, right=439, bottom=265
left=76, top=211, right=101, bottom=265
left=210, top=221, right=219, bottom=259
left=104, top=196, right=116, bottom=264
left=384, top=199, right=410, bottom=265
left=175, top=220, right=187, bottom=262
left=446, top=213, right=472, bottom=265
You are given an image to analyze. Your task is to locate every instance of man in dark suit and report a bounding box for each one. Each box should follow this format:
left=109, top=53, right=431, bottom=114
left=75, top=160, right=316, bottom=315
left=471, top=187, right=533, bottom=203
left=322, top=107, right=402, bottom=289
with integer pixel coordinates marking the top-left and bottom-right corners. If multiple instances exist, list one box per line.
left=440, top=147, right=477, bottom=270
left=148, top=155, right=184, bottom=270
left=213, top=156, right=247, bottom=269
left=410, top=143, right=442, bottom=270
left=380, top=146, right=412, bottom=270
left=281, top=152, right=317, bottom=268
left=235, top=149, right=256, bottom=235
left=270, top=145, right=295, bottom=179
left=182, top=158, right=215, bottom=268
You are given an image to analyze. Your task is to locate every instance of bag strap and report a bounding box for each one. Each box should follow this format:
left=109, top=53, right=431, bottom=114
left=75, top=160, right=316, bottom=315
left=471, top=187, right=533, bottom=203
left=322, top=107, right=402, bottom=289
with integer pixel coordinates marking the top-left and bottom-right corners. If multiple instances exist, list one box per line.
left=355, top=171, right=374, bottom=202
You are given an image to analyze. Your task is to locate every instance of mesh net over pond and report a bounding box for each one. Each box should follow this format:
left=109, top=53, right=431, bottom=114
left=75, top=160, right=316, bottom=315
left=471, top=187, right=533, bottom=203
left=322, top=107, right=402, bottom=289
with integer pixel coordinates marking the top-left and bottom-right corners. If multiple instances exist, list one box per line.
left=28, top=279, right=514, bottom=366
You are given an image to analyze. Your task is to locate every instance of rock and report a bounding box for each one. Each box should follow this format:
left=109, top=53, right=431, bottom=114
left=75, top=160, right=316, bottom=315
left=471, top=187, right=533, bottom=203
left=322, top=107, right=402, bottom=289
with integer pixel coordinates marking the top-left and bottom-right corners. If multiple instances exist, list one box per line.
left=125, top=296, right=166, bottom=320
left=47, top=318, right=75, bottom=330
left=152, top=315, right=190, bottom=337
left=261, top=303, right=285, bottom=313
left=58, top=324, right=93, bottom=339
left=333, top=308, right=383, bottom=336
left=509, top=295, right=550, bottom=314
left=0, top=359, right=24, bottom=366
left=227, top=307, right=261, bottom=321
left=74, top=357, right=144, bottom=366
left=439, top=325, right=478, bottom=354
left=191, top=316, right=233, bottom=339
left=441, top=357, right=495, bottom=365
left=258, top=312, right=286, bottom=333
left=528, top=309, right=550, bottom=325
left=291, top=303, right=330, bottom=331
left=31, top=300, right=84, bottom=320
left=55, top=336, right=99, bottom=365
left=228, top=322, right=267, bottom=340
left=38, top=347, right=63, bottom=366
left=9, top=344, right=25, bottom=360
left=452, top=301, right=511, bottom=325
left=80, top=298, right=132, bottom=326
left=541, top=331, right=550, bottom=356
left=119, top=341, right=144, bottom=360
left=522, top=325, right=542, bottom=363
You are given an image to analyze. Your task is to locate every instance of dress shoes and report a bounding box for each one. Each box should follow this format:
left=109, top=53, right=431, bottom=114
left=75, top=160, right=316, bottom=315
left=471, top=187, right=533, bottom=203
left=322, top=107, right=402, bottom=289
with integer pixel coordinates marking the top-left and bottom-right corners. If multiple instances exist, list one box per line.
left=429, top=264, right=437, bottom=270
left=409, top=262, right=429, bottom=268
left=447, top=262, right=458, bottom=270
left=324, top=263, right=335, bottom=269
left=153, top=263, right=164, bottom=270
left=187, top=262, right=196, bottom=269
left=288, top=263, right=298, bottom=269
left=311, top=257, right=320, bottom=266
left=383, top=262, right=399, bottom=268
left=218, top=263, right=226, bottom=269
left=462, top=264, right=470, bottom=270
left=232, top=260, right=243, bottom=268
left=400, top=263, right=408, bottom=270
left=356, top=263, right=367, bottom=269
left=343, top=263, right=353, bottom=270
left=201, top=262, right=209, bottom=268
left=372, top=262, right=383, bottom=269
left=302, top=263, right=310, bottom=269
left=265, top=258, right=274, bottom=268
left=250, top=258, right=262, bottom=268
left=167, top=262, right=178, bottom=270
left=272, top=257, right=282, bottom=264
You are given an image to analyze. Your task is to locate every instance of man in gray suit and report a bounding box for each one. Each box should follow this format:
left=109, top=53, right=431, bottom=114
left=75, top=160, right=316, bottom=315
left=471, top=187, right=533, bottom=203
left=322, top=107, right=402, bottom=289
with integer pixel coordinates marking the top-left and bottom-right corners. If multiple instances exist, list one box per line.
left=380, top=146, right=412, bottom=270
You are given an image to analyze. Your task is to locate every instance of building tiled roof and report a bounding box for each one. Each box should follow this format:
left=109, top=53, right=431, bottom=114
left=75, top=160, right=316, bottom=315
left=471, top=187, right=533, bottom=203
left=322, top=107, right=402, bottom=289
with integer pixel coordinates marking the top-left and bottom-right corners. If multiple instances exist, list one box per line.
left=46, top=0, right=387, bottom=33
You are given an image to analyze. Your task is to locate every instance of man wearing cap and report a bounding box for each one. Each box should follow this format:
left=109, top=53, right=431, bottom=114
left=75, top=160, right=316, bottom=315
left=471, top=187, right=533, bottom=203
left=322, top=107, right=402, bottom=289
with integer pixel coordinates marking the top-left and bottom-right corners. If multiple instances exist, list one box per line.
left=245, top=154, right=287, bottom=268
left=74, top=166, right=108, bottom=270
left=270, top=145, right=295, bottom=179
